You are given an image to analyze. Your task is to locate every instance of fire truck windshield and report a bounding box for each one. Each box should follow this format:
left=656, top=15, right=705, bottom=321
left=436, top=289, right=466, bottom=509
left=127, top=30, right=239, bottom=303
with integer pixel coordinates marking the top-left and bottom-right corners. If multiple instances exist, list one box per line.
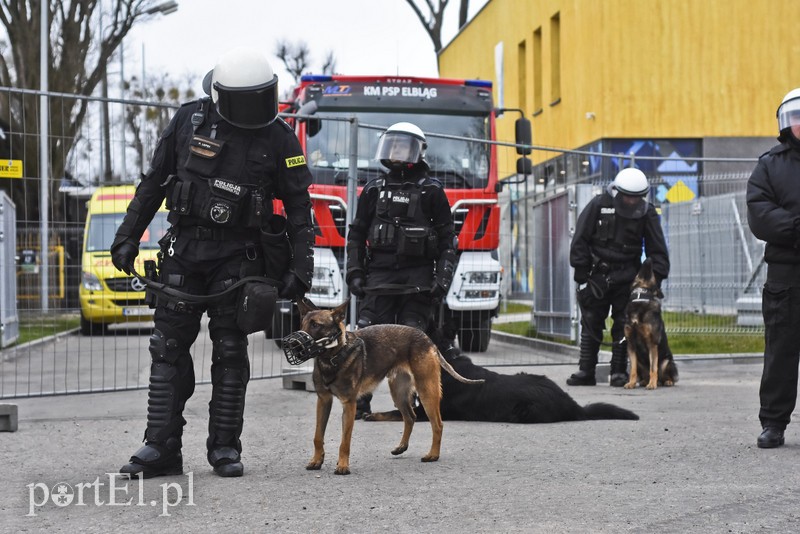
left=305, top=112, right=490, bottom=189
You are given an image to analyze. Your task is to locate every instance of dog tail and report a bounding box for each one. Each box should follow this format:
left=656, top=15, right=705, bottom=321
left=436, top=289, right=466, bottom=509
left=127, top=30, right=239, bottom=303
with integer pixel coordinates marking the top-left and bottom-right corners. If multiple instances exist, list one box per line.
left=582, top=403, right=639, bottom=421
left=437, top=351, right=485, bottom=384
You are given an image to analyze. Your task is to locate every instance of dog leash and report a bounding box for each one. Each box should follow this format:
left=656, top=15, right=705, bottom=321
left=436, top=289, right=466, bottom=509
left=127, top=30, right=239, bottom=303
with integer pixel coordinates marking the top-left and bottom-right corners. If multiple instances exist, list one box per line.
left=127, top=266, right=282, bottom=304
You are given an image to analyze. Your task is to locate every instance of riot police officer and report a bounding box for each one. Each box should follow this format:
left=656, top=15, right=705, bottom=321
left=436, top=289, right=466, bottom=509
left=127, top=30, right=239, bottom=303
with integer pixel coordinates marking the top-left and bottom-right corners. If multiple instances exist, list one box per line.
left=568, top=167, right=670, bottom=387
left=110, top=48, right=314, bottom=478
left=747, top=88, right=800, bottom=449
left=346, top=122, right=457, bottom=417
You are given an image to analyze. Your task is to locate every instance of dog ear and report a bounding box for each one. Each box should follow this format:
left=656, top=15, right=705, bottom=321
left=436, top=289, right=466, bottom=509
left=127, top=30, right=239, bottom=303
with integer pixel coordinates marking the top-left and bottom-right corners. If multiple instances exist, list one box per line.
left=332, top=299, right=349, bottom=324
left=297, top=298, right=318, bottom=316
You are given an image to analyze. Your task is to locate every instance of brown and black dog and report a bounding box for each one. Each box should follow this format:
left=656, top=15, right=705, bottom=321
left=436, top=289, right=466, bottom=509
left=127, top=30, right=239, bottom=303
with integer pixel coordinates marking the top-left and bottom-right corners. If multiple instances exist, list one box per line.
left=295, top=298, right=483, bottom=475
left=623, top=258, right=679, bottom=390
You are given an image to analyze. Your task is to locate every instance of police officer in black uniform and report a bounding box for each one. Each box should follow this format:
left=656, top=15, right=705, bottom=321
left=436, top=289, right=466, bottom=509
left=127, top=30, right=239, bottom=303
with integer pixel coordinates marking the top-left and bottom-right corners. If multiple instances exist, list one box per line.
left=568, top=167, right=670, bottom=387
left=346, top=122, right=457, bottom=417
left=747, top=88, right=800, bottom=449
left=110, top=48, right=314, bottom=478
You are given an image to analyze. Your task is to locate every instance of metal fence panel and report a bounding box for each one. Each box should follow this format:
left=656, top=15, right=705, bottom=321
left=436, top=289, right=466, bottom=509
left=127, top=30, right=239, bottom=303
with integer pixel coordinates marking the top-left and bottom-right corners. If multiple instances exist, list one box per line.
left=0, top=190, right=18, bottom=347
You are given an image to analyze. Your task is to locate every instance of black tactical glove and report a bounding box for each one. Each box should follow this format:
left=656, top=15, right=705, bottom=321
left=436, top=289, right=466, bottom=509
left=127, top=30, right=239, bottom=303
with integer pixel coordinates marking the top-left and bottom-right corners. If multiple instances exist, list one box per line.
left=111, top=241, right=139, bottom=276
left=348, top=276, right=366, bottom=298
left=430, top=281, right=447, bottom=300
left=279, top=272, right=306, bottom=301
left=573, top=266, right=590, bottom=284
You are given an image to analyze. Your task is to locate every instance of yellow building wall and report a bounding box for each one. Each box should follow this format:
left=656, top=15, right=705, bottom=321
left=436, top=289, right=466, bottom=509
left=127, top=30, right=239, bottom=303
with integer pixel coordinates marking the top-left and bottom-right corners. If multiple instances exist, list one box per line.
left=439, top=0, right=800, bottom=155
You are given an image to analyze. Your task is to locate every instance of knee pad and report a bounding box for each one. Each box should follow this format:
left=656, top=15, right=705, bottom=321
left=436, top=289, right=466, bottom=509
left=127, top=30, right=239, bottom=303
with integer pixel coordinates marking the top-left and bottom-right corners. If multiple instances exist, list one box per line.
left=398, top=313, right=426, bottom=331
left=212, top=336, right=249, bottom=367
left=149, top=328, right=182, bottom=365
left=356, top=315, right=375, bottom=330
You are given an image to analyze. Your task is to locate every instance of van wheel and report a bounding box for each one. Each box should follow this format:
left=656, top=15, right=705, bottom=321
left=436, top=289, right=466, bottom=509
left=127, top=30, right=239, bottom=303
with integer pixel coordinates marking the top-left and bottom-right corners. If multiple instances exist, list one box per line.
left=458, top=319, right=491, bottom=352
left=80, top=315, right=108, bottom=336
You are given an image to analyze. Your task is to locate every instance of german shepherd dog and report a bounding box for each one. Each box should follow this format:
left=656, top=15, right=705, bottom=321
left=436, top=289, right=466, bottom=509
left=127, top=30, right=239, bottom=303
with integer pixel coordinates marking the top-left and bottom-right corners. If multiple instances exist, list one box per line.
left=623, top=258, right=679, bottom=390
left=295, top=298, right=483, bottom=475
left=365, top=333, right=639, bottom=424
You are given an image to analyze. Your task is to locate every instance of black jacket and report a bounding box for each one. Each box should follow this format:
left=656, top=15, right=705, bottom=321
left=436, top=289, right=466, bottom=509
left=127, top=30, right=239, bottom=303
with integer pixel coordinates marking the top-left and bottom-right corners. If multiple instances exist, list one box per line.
left=346, top=165, right=455, bottom=279
left=747, top=142, right=800, bottom=265
left=570, top=191, right=670, bottom=285
left=112, top=99, right=313, bottom=273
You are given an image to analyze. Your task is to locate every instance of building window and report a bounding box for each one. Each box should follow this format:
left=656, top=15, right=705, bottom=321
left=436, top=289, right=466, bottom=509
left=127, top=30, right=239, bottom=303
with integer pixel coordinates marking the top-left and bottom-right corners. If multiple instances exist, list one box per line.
left=533, top=27, right=543, bottom=115
left=518, top=40, right=527, bottom=112
left=550, top=12, right=561, bottom=106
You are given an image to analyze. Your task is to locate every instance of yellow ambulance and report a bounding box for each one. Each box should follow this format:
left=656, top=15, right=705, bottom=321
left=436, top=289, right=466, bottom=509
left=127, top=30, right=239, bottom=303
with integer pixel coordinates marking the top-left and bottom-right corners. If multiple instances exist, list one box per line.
left=79, top=185, right=168, bottom=335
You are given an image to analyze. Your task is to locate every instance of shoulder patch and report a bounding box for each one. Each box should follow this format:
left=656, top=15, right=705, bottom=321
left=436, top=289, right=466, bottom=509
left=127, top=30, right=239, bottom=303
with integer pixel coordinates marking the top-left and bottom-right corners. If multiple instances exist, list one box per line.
left=285, top=155, right=307, bottom=168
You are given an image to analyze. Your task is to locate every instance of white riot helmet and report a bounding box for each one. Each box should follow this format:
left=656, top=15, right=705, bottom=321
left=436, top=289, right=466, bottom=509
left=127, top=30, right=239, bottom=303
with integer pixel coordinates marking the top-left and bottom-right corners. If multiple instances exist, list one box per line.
left=202, top=47, right=279, bottom=129
left=610, top=167, right=649, bottom=218
left=375, top=122, right=427, bottom=170
left=612, top=167, right=649, bottom=196
left=777, top=88, right=800, bottom=138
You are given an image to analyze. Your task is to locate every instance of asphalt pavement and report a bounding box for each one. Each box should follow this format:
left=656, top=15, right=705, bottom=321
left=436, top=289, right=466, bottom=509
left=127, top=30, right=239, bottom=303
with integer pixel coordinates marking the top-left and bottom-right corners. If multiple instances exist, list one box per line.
left=1, top=339, right=798, bottom=533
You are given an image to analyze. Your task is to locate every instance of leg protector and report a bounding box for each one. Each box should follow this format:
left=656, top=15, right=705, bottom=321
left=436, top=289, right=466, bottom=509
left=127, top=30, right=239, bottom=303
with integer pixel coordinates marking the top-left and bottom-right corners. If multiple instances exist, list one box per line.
left=567, top=331, right=600, bottom=386
left=609, top=339, right=629, bottom=387
left=121, top=328, right=193, bottom=478
left=207, top=335, right=250, bottom=477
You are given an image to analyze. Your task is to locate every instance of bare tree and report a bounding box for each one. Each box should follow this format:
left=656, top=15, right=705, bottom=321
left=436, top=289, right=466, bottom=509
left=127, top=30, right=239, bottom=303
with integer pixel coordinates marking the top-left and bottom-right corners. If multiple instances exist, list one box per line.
left=0, top=0, right=170, bottom=221
left=403, top=0, right=470, bottom=53
left=274, top=39, right=337, bottom=86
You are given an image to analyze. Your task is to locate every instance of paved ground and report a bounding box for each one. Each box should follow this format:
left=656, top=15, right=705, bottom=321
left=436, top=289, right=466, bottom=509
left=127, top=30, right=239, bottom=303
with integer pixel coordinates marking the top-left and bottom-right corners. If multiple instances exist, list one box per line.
left=2, top=348, right=798, bottom=533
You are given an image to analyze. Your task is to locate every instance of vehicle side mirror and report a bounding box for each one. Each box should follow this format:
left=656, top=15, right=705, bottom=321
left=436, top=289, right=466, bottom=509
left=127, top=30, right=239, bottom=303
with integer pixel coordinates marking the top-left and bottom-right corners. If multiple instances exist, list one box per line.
left=515, top=117, right=532, bottom=155
left=516, top=156, right=532, bottom=175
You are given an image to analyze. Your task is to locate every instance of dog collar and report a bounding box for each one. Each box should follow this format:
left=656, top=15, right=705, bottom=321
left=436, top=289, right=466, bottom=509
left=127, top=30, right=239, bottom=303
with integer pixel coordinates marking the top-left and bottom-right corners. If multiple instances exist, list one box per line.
left=629, top=288, right=655, bottom=302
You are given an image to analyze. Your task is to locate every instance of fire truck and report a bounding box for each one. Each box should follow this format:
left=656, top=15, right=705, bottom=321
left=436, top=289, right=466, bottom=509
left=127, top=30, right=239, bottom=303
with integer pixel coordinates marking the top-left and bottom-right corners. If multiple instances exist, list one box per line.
left=277, top=75, right=505, bottom=352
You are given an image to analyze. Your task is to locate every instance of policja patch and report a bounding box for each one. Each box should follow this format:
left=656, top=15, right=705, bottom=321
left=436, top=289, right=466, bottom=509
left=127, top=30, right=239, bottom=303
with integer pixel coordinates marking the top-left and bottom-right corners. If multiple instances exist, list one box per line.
left=285, top=155, right=306, bottom=168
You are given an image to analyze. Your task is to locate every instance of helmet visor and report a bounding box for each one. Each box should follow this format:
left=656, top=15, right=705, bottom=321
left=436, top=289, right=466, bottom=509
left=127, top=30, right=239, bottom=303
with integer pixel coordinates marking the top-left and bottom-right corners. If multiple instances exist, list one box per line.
left=778, top=97, right=800, bottom=131
left=214, top=75, right=278, bottom=129
left=613, top=192, right=648, bottom=219
left=375, top=132, right=423, bottom=165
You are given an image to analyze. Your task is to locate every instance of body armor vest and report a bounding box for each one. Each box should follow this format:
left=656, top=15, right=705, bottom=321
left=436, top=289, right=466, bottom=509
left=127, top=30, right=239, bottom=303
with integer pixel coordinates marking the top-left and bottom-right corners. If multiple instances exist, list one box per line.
left=590, top=194, right=647, bottom=264
left=164, top=99, right=275, bottom=229
left=368, top=178, right=438, bottom=258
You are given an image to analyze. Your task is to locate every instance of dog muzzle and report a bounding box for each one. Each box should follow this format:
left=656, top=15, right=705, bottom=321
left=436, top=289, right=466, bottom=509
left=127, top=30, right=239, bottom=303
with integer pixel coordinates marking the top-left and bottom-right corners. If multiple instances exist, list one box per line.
left=282, top=330, right=339, bottom=365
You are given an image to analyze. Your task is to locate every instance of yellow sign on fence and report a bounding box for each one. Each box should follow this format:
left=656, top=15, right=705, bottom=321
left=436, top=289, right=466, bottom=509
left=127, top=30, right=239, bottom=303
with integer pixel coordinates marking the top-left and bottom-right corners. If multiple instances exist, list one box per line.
left=0, top=159, right=23, bottom=178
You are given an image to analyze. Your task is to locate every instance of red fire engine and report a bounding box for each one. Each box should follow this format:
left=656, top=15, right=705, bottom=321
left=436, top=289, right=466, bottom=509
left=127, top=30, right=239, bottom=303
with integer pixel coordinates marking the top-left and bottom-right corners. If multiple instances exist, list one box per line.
left=278, top=75, right=504, bottom=351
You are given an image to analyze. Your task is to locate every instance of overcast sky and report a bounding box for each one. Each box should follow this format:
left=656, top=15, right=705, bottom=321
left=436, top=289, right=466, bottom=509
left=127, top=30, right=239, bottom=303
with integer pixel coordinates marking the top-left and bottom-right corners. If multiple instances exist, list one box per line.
left=126, top=0, right=490, bottom=95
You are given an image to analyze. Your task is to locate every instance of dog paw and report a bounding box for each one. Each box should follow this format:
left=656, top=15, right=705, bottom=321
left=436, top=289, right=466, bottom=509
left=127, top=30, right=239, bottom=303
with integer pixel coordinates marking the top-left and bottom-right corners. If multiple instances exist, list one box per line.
left=306, top=461, right=323, bottom=470
left=334, top=465, right=351, bottom=475
left=362, top=413, right=375, bottom=422
left=623, top=382, right=637, bottom=390
left=420, top=454, right=439, bottom=463
left=646, top=383, right=658, bottom=390
left=663, top=380, right=675, bottom=387
left=391, top=444, right=408, bottom=456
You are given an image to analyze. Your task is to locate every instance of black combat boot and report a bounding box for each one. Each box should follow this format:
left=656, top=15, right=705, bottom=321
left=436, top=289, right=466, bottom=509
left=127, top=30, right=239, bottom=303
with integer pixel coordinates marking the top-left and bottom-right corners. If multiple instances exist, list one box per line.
left=207, top=337, right=249, bottom=477
left=567, top=331, right=599, bottom=386
left=609, top=340, right=629, bottom=387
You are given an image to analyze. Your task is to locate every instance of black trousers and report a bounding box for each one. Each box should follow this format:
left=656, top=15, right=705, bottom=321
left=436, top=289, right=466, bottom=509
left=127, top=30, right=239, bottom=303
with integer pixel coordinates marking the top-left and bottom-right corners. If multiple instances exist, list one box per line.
left=356, top=264, right=435, bottom=330
left=759, top=282, right=800, bottom=429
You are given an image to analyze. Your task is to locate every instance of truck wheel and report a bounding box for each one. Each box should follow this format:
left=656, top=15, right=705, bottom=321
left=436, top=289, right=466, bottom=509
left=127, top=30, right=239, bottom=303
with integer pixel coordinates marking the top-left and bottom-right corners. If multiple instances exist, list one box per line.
left=458, top=319, right=491, bottom=352
left=80, top=315, right=108, bottom=336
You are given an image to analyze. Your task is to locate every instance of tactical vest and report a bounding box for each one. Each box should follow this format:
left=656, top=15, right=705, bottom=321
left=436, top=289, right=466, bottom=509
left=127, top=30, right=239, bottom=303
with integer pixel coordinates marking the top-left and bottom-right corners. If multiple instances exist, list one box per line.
left=590, top=194, right=647, bottom=264
left=367, top=178, right=438, bottom=258
left=163, top=99, right=274, bottom=229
